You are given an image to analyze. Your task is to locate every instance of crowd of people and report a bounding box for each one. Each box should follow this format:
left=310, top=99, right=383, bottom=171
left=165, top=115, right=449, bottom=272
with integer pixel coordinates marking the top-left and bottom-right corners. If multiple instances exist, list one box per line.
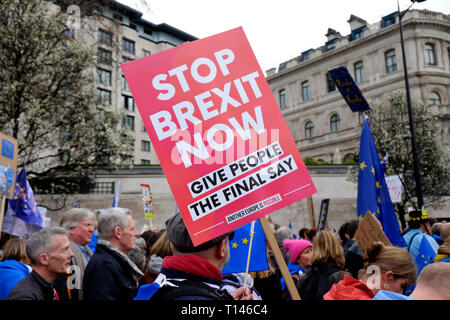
left=0, top=206, right=449, bottom=301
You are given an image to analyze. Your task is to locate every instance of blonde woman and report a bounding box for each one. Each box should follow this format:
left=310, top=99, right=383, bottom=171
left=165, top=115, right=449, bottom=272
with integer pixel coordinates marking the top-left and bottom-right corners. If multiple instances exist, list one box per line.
left=324, top=242, right=417, bottom=300
left=296, top=231, right=350, bottom=300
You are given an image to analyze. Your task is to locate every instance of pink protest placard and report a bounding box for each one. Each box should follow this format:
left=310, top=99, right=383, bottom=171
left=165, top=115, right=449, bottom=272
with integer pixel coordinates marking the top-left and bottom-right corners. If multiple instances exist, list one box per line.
left=122, top=27, right=316, bottom=246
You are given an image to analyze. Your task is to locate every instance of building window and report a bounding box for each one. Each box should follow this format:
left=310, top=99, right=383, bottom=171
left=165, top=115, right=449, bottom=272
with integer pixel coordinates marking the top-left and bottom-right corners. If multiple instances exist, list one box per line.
left=425, top=43, right=436, bottom=65
left=385, top=49, right=397, bottom=74
left=97, top=88, right=111, bottom=105
left=305, top=121, right=314, bottom=139
left=122, top=75, right=130, bottom=91
left=97, top=69, right=111, bottom=86
left=122, top=95, right=135, bottom=112
left=141, top=121, right=147, bottom=133
left=300, top=49, right=312, bottom=62
left=428, top=91, right=441, bottom=105
left=122, top=115, right=135, bottom=131
left=97, top=48, right=112, bottom=65
left=122, top=56, right=133, bottom=63
left=302, top=81, right=310, bottom=101
left=98, top=29, right=113, bottom=46
left=351, top=28, right=364, bottom=41
left=381, top=14, right=396, bottom=28
left=142, top=49, right=151, bottom=57
left=330, top=114, right=340, bottom=132
left=324, top=39, right=337, bottom=52
left=141, top=140, right=151, bottom=152
left=141, top=159, right=150, bottom=165
left=279, top=89, right=287, bottom=109
left=122, top=38, right=135, bottom=55
left=354, top=61, right=364, bottom=83
left=326, top=72, right=335, bottom=92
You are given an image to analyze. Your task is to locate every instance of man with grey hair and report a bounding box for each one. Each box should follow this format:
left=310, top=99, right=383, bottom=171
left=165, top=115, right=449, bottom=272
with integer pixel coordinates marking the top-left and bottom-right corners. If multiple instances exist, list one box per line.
left=83, top=207, right=143, bottom=300
left=58, top=208, right=96, bottom=300
left=7, top=227, right=74, bottom=300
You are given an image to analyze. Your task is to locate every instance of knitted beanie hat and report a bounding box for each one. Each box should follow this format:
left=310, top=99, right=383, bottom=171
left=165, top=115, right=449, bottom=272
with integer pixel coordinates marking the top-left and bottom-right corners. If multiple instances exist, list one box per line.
left=283, top=239, right=313, bottom=263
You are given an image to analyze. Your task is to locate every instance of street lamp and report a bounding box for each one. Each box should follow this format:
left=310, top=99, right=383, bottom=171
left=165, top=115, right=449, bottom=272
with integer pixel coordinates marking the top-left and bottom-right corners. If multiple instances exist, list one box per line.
left=397, top=0, right=426, bottom=211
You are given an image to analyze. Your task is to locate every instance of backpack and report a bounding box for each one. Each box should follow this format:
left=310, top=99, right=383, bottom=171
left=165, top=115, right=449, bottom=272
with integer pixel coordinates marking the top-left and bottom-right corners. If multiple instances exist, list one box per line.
left=151, top=279, right=234, bottom=301
left=297, top=266, right=345, bottom=301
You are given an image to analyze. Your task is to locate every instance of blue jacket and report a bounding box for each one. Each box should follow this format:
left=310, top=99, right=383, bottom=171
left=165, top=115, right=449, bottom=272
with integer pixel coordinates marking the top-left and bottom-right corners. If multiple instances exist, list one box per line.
left=372, top=290, right=416, bottom=300
left=0, top=259, right=30, bottom=300
left=403, top=229, right=438, bottom=260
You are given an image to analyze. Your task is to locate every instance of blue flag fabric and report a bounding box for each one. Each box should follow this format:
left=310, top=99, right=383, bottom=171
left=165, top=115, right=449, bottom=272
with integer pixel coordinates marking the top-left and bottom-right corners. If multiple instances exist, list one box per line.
left=8, top=169, right=43, bottom=228
left=404, top=235, right=437, bottom=295
left=112, top=181, right=120, bottom=208
left=357, top=118, right=406, bottom=247
left=133, top=282, right=160, bottom=300
left=289, top=221, right=297, bottom=239
left=415, top=236, right=437, bottom=275
left=222, top=220, right=269, bottom=275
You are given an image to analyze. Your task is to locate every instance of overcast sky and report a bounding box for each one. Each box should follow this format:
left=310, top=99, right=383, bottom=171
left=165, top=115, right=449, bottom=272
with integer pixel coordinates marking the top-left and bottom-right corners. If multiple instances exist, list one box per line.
left=118, top=0, right=449, bottom=72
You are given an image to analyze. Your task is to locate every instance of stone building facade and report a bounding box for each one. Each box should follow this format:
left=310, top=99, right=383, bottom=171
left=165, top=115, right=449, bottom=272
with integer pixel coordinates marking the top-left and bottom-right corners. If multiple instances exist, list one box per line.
left=62, top=0, right=197, bottom=165
left=266, top=9, right=450, bottom=164
left=37, top=166, right=450, bottom=235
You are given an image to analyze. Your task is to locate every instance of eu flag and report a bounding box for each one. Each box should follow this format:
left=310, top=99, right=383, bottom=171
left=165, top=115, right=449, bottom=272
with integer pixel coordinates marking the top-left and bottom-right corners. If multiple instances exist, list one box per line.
left=404, top=235, right=437, bottom=295
left=357, top=118, right=406, bottom=247
left=222, top=219, right=269, bottom=275
left=8, top=168, right=43, bottom=228
left=415, top=235, right=437, bottom=275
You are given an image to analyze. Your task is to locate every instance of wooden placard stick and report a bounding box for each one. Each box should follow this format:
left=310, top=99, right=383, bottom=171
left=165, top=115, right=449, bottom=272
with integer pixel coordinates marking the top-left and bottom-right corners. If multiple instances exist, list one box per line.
left=259, top=216, right=301, bottom=300
left=307, top=196, right=316, bottom=227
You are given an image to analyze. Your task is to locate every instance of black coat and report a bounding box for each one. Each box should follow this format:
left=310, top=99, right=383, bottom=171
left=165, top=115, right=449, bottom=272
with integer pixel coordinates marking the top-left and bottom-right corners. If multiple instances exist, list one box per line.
left=7, top=270, right=64, bottom=300
left=83, top=243, right=140, bottom=300
left=296, top=264, right=350, bottom=301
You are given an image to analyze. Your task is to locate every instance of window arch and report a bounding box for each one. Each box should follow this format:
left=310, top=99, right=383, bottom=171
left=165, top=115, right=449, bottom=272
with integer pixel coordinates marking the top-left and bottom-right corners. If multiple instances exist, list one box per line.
left=385, top=49, right=397, bottom=73
left=305, top=121, right=314, bottom=139
left=425, top=43, right=436, bottom=65
left=279, top=89, right=287, bottom=109
left=428, top=91, right=441, bottom=105
left=343, top=153, right=355, bottom=164
left=330, top=114, right=340, bottom=132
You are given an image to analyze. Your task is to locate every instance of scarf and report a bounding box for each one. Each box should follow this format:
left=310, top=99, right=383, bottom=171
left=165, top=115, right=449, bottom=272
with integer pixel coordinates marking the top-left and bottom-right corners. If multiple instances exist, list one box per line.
left=162, top=254, right=223, bottom=281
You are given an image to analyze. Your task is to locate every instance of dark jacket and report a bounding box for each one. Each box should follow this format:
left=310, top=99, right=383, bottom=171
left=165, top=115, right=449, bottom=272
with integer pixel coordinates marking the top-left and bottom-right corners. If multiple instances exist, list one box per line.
left=83, top=242, right=143, bottom=300
left=7, top=270, right=63, bottom=300
left=296, top=264, right=350, bottom=301
left=151, top=255, right=234, bottom=301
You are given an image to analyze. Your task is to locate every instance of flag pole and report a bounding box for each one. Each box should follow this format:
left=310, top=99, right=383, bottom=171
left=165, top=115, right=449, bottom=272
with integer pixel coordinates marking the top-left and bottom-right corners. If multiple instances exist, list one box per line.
left=243, top=220, right=256, bottom=287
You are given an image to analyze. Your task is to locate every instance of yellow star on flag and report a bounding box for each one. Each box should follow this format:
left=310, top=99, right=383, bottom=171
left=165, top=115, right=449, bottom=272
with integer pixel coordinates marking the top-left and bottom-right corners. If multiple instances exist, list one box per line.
left=242, top=238, right=249, bottom=245
left=360, top=161, right=367, bottom=170
left=371, top=167, right=375, bottom=175
left=231, top=242, right=238, bottom=249
left=378, top=197, right=381, bottom=203
left=376, top=181, right=381, bottom=189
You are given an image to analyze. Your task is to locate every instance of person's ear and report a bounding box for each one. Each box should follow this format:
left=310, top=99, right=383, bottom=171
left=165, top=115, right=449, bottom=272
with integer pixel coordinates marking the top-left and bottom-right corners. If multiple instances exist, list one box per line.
left=39, top=253, right=49, bottom=266
left=113, top=226, right=122, bottom=239
left=384, top=271, right=395, bottom=282
left=216, top=238, right=228, bottom=259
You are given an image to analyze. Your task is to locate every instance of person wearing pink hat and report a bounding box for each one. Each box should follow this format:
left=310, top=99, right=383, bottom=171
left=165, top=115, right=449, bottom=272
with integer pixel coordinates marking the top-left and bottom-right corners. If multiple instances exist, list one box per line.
left=280, top=239, right=313, bottom=299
